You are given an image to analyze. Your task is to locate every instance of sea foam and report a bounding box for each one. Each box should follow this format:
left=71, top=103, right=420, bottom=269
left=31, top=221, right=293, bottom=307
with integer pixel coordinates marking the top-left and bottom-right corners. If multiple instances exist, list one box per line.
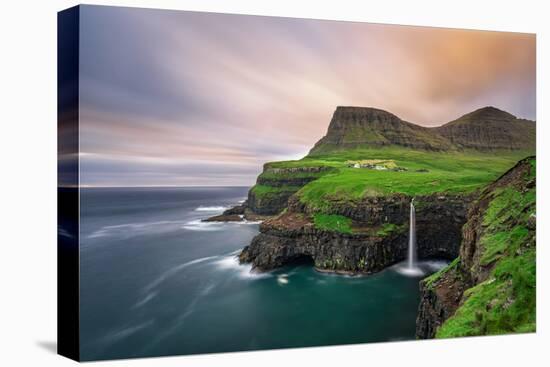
left=194, top=206, right=229, bottom=212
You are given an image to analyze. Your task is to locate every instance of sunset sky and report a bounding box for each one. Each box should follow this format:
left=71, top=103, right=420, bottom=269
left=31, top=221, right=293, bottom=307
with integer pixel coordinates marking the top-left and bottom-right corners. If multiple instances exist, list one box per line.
left=78, top=5, right=536, bottom=187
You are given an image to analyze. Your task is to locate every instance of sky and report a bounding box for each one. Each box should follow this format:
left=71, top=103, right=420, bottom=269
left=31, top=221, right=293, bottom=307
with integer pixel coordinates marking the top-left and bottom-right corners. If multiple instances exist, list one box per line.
left=78, top=5, right=536, bottom=187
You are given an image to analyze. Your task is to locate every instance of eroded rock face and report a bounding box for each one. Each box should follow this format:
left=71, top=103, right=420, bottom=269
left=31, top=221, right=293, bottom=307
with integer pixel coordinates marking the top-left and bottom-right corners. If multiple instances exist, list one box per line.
left=416, top=195, right=473, bottom=259
left=239, top=193, right=472, bottom=273
left=416, top=263, right=467, bottom=339
left=415, top=157, right=536, bottom=339
left=239, top=212, right=408, bottom=273
left=248, top=166, right=337, bottom=215
left=247, top=188, right=297, bottom=215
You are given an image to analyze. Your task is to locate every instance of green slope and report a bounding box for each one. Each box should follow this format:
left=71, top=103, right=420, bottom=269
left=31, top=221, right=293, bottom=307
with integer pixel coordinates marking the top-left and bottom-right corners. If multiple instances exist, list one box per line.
left=254, top=147, right=532, bottom=213
left=435, top=157, right=536, bottom=337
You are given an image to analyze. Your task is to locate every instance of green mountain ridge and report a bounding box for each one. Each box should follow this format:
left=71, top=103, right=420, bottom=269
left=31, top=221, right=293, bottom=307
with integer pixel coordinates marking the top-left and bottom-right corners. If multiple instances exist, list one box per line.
left=309, top=106, right=535, bottom=155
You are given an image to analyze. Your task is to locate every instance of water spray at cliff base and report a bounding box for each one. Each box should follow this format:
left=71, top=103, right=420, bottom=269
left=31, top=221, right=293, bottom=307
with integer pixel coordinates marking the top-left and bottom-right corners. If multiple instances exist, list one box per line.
left=395, top=199, right=426, bottom=277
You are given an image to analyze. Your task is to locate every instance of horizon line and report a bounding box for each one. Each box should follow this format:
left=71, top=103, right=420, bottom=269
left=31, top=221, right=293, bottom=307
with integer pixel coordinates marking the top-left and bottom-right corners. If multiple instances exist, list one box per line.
left=76, top=185, right=252, bottom=189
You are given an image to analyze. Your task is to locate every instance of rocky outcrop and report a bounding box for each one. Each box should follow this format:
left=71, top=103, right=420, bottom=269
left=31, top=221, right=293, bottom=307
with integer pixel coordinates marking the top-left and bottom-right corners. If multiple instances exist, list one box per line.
left=239, top=211, right=408, bottom=273
left=416, top=157, right=536, bottom=339
left=247, top=187, right=297, bottom=215
left=415, top=260, right=467, bottom=339
left=246, top=166, right=337, bottom=215
left=239, top=193, right=472, bottom=273
left=203, top=201, right=272, bottom=222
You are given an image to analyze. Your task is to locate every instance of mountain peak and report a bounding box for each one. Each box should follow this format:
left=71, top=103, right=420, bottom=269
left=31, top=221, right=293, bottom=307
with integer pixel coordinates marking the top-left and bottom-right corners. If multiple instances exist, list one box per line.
left=308, top=105, right=535, bottom=155
left=333, top=106, right=399, bottom=119
left=457, top=106, right=517, bottom=122
left=436, top=106, right=535, bottom=150
left=309, top=106, right=453, bottom=154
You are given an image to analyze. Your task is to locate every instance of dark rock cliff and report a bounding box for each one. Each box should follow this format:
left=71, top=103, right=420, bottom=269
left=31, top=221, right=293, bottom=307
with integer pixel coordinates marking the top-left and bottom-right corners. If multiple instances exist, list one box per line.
left=416, top=157, right=536, bottom=339
left=246, top=166, right=337, bottom=215
left=239, top=211, right=409, bottom=274
left=247, top=188, right=295, bottom=215
left=239, top=193, right=472, bottom=273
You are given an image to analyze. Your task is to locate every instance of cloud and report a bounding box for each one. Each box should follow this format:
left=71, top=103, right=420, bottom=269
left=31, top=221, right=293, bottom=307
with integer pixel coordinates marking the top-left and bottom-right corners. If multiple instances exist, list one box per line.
left=78, top=6, right=535, bottom=186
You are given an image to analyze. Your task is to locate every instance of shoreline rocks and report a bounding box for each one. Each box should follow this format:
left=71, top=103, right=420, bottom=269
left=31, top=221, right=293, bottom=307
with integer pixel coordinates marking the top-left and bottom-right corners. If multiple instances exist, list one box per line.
left=203, top=201, right=273, bottom=223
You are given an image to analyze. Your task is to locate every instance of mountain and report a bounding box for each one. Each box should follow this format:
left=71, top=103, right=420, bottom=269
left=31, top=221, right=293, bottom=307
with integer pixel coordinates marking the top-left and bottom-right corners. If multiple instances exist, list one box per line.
left=309, top=106, right=535, bottom=155
left=435, top=106, right=536, bottom=151
left=309, top=106, right=454, bottom=153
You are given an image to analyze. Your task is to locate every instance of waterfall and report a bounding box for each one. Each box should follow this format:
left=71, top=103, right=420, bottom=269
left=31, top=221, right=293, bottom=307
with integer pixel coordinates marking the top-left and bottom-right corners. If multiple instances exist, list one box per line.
left=407, top=199, right=417, bottom=269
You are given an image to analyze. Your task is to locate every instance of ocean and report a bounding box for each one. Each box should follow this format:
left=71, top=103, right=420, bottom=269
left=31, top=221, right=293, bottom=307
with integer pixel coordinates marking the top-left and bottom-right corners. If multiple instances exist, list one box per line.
left=79, top=187, right=444, bottom=360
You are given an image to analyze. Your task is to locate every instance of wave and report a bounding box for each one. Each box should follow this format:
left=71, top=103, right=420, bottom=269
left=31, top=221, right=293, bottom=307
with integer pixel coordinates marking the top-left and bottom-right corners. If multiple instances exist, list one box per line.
left=182, top=218, right=261, bottom=231
left=194, top=206, right=229, bottom=212
left=213, top=253, right=271, bottom=279
left=182, top=219, right=225, bottom=232
left=86, top=215, right=260, bottom=238
left=240, top=219, right=262, bottom=225
left=144, top=255, right=219, bottom=292
left=133, top=291, right=158, bottom=309
left=141, top=282, right=216, bottom=353
left=86, top=220, right=187, bottom=239
left=277, top=274, right=289, bottom=285
left=102, top=320, right=154, bottom=343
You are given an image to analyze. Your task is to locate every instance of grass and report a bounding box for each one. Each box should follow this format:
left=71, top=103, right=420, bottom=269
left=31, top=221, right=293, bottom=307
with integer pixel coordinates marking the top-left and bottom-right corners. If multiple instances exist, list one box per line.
left=424, top=257, right=461, bottom=289
left=313, top=213, right=353, bottom=234
left=346, top=159, right=398, bottom=169
left=436, top=249, right=536, bottom=337
left=295, top=147, right=531, bottom=211
left=376, top=223, right=404, bottom=237
left=259, top=171, right=328, bottom=180
left=250, top=184, right=303, bottom=196
left=435, top=162, right=536, bottom=338
left=479, top=226, right=529, bottom=266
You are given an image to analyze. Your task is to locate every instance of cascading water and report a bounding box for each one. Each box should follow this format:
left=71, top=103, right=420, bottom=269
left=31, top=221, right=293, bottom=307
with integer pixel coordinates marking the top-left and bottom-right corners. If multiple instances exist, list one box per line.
left=396, top=199, right=445, bottom=277
left=407, top=199, right=417, bottom=269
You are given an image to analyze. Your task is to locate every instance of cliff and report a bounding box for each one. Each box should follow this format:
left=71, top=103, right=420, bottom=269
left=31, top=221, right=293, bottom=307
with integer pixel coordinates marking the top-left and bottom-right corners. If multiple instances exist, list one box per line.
left=416, top=157, right=536, bottom=338
left=247, top=166, right=337, bottom=215
left=239, top=193, right=471, bottom=273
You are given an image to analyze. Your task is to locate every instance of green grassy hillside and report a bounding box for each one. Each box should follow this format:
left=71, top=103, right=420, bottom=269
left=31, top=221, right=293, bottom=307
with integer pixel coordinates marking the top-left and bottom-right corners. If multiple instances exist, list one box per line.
left=434, top=157, right=536, bottom=337
left=254, top=147, right=532, bottom=213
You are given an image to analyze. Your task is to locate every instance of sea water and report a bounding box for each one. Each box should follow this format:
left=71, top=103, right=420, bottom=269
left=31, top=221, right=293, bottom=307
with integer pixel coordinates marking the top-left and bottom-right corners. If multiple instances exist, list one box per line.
left=79, top=187, right=445, bottom=360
